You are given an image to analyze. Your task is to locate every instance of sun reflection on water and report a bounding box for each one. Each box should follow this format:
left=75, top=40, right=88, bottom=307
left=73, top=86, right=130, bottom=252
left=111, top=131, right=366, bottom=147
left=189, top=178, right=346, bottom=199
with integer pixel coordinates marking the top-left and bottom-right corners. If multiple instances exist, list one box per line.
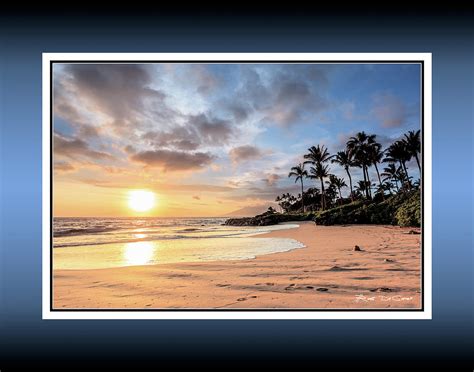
left=123, top=241, right=155, bottom=266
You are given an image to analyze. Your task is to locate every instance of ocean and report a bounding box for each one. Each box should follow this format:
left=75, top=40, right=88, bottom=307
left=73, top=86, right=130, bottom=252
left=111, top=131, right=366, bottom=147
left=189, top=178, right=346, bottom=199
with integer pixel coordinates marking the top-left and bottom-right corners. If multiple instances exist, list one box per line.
left=53, top=217, right=304, bottom=269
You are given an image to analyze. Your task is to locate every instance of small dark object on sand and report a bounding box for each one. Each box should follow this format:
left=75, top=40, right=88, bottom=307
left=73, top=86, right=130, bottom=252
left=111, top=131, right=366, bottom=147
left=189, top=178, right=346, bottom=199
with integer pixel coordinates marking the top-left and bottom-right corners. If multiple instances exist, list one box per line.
left=354, top=245, right=362, bottom=251
left=370, top=287, right=393, bottom=293
left=316, top=288, right=329, bottom=292
left=408, top=230, right=421, bottom=235
left=384, top=258, right=394, bottom=263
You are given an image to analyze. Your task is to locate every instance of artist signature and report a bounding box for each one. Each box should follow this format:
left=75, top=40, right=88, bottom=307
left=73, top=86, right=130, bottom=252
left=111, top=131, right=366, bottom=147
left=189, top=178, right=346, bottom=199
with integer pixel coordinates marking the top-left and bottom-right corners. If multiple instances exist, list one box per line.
left=354, top=294, right=413, bottom=302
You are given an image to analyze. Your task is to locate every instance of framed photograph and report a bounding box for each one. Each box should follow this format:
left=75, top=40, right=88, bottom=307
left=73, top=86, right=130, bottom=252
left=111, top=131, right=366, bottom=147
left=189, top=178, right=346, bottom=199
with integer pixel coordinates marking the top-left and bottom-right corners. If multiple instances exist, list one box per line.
left=43, top=53, right=431, bottom=319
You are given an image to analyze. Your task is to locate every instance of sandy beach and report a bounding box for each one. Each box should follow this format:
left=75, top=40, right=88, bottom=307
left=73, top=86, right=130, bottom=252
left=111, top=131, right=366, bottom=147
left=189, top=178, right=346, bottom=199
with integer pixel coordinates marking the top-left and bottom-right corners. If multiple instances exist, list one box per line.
left=53, top=222, right=421, bottom=309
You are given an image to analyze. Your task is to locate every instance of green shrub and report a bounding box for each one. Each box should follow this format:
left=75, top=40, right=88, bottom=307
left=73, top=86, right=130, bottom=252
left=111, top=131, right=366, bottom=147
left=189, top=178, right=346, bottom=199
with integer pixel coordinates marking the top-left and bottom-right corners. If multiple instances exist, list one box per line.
left=313, top=190, right=420, bottom=227
left=394, top=191, right=421, bottom=227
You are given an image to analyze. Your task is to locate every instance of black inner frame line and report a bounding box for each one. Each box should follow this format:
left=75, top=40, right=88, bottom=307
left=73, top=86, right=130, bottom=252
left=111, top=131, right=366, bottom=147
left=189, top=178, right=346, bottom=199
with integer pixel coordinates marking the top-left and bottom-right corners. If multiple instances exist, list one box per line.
left=49, top=60, right=425, bottom=312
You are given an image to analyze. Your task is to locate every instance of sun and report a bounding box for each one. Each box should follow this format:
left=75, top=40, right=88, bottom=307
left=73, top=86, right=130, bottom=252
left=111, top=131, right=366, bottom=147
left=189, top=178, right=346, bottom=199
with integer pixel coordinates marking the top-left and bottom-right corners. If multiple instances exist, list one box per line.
left=127, top=190, right=156, bottom=212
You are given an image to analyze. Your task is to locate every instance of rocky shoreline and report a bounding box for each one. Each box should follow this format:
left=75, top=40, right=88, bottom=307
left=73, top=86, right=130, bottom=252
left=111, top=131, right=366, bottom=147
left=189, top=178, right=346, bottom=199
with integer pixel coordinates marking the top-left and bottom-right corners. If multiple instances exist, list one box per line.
left=224, top=212, right=314, bottom=226
left=225, top=190, right=420, bottom=227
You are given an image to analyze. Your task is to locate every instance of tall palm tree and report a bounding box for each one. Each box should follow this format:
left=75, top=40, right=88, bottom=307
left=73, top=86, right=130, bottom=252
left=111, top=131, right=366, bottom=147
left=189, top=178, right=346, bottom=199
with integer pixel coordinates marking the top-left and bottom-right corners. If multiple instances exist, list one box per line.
left=308, top=163, right=330, bottom=210
left=367, top=142, right=385, bottom=199
left=288, top=163, right=308, bottom=212
left=304, top=145, right=332, bottom=210
left=346, top=132, right=376, bottom=199
left=331, top=149, right=355, bottom=201
left=384, top=140, right=412, bottom=190
left=403, top=130, right=421, bottom=171
left=326, top=174, right=347, bottom=205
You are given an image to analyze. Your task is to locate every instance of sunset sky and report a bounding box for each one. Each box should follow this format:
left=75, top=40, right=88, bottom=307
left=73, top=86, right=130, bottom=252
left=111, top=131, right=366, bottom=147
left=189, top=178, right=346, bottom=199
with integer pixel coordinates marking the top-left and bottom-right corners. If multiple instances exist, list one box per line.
left=53, top=63, right=421, bottom=217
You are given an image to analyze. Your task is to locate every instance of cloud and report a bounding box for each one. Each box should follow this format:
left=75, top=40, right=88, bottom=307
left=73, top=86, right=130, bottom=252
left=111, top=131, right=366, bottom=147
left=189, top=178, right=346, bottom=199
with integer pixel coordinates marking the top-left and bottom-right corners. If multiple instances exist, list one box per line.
left=141, top=114, right=234, bottom=151
left=236, top=65, right=330, bottom=127
left=223, top=101, right=250, bottom=122
left=142, top=127, right=200, bottom=150
left=56, top=64, right=179, bottom=138
left=263, top=173, right=281, bottom=186
left=53, top=92, right=101, bottom=139
left=188, top=114, right=234, bottom=144
left=54, top=161, right=75, bottom=173
left=129, top=149, right=215, bottom=171
left=229, top=145, right=263, bottom=164
left=163, top=184, right=234, bottom=192
left=193, top=65, right=221, bottom=94
left=370, top=92, right=415, bottom=128
left=54, top=133, right=113, bottom=161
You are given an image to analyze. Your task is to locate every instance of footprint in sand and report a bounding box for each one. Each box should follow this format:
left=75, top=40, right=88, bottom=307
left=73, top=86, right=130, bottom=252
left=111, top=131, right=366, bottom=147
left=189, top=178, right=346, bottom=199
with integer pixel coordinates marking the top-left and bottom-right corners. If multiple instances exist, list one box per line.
left=237, top=296, right=257, bottom=301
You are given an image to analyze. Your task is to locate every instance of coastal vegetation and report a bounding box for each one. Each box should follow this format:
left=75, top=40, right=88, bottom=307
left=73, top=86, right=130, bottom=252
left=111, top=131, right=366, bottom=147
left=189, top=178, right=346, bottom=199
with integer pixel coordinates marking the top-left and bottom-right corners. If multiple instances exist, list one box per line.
left=226, top=130, right=421, bottom=227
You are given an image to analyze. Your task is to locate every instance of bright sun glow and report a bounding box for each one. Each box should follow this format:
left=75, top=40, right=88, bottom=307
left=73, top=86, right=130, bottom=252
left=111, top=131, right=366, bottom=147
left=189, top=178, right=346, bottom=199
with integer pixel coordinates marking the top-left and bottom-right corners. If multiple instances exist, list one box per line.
left=123, top=241, right=154, bottom=266
left=128, top=190, right=156, bottom=212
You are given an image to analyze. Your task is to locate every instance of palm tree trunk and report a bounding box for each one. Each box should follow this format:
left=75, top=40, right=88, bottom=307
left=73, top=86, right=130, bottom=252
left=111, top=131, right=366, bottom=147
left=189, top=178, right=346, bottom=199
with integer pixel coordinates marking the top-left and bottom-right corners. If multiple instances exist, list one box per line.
left=365, top=166, right=372, bottom=199
left=361, top=165, right=368, bottom=199
left=401, top=161, right=411, bottom=190
left=414, top=153, right=421, bottom=171
left=300, top=179, right=305, bottom=213
left=374, top=163, right=384, bottom=200
left=338, top=188, right=342, bottom=205
left=320, top=177, right=326, bottom=210
left=346, top=167, right=353, bottom=201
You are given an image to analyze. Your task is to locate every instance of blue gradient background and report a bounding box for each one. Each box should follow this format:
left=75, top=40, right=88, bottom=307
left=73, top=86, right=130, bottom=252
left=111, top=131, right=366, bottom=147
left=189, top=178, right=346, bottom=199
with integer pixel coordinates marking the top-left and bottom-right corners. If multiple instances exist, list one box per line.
left=0, top=14, right=472, bottom=367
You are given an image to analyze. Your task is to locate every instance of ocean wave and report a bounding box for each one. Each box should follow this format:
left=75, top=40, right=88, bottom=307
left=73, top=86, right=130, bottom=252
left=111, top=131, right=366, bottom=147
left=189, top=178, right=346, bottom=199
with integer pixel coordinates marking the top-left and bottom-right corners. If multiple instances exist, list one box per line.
left=53, top=232, right=252, bottom=248
left=53, top=226, right=119, bottom=237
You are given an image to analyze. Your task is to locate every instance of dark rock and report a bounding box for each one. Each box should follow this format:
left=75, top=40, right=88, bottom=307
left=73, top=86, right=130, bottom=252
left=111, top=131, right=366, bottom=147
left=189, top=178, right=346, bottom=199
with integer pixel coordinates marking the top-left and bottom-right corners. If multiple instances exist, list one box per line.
left=316, top=288, right=329, bottom=292
left=354, top=245, right=362, bottom=251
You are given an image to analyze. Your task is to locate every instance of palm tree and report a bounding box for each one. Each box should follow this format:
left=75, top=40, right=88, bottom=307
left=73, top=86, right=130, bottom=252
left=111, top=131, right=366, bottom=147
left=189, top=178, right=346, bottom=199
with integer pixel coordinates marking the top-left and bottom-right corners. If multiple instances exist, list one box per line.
left=331, top=149, right=355, bottom=201
left=375, top=181, right=393, bottom=197
left=308, top=163, right=330, bottom=210
left=304, top=145, right=332, bottom=210
left=288, top=163, right=308, bottom=212
left=384, top=140, right=412, bottom=189
left=304, top=187, right=321, bottom=211
left=326, top=174, right=347, bottom=205
left=367, top=142, right=385, bottom=199
left=355, top=180, right=372, bottom=196
left=275, top=195, right=283, bottom=213
left=403, top=130, right=421, bottom=171
left=346, top=132, right=376, bottom=199
left=304, top=145, right=332, bottom=164
left=381, top=163, right=401, bottom=192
